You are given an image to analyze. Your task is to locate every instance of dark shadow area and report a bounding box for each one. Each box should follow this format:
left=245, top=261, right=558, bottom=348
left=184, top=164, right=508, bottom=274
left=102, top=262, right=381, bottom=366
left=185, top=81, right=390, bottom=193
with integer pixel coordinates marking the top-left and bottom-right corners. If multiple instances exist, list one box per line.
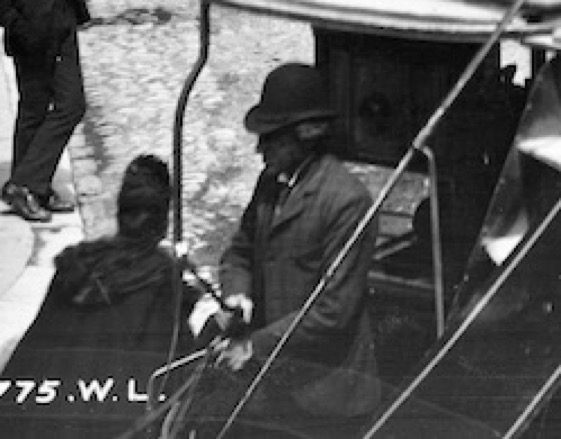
left=0, top=155, right=198, bottom=438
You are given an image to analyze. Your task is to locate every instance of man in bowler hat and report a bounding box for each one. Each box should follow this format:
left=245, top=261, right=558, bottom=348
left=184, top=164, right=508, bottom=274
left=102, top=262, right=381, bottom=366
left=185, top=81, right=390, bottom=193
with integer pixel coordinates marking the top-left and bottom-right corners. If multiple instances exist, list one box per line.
left=0, top=0, right=90, bottom=221
left=187, top=63, right=381, bottom=436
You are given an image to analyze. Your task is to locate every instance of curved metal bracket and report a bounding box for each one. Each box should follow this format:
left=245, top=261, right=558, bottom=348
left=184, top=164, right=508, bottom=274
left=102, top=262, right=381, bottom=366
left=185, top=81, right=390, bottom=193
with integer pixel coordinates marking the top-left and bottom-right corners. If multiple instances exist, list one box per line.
left=418, top=145, right=445, bottom=338
left=172, top=0, right=211, bottom=242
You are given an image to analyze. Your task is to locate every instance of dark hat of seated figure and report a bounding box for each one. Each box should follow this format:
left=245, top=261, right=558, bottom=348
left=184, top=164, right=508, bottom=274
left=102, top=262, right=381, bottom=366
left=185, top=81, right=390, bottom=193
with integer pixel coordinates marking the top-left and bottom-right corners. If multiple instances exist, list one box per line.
left=49, top=155, right=174, bottom=308
left=117, top=154, right=171, bottom=242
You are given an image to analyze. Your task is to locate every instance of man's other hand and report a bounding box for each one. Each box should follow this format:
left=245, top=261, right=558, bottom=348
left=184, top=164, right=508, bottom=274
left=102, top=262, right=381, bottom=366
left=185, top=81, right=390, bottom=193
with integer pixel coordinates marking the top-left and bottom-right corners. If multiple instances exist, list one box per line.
left=214, top=338, right=253, bottom=371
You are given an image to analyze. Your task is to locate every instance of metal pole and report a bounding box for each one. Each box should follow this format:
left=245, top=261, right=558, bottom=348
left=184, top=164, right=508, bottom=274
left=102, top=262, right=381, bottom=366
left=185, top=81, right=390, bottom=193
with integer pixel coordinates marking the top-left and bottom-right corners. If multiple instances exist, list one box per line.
left=420, top=146, right=445, bottom=337
left=412, top=0, right=527, bottom=151
left=362, top=195, right=561, bottom=439
left=172, top=0, right=211, bottom=243
left=169, top=0, right=211, bottom=362
left=154, top=0, right=212, bottom=431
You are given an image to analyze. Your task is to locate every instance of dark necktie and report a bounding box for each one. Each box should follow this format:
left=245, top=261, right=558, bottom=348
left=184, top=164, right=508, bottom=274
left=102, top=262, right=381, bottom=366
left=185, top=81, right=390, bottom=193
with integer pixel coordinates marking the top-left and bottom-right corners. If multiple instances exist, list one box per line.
left=257, top=180, right=284, bottom=241
left=274, top=182, right=291, bottom=218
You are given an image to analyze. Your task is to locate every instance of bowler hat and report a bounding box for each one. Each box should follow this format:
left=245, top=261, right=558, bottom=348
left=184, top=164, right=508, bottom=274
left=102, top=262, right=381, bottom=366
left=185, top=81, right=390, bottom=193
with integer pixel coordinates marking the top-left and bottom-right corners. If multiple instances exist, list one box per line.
left=244, top=63, right=336, bottom=135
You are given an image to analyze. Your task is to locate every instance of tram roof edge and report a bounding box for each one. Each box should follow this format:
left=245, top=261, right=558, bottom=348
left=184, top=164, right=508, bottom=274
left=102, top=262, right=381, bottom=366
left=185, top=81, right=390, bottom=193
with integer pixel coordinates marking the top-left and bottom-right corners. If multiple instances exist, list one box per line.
left=210, top=0, right=561, bottom=47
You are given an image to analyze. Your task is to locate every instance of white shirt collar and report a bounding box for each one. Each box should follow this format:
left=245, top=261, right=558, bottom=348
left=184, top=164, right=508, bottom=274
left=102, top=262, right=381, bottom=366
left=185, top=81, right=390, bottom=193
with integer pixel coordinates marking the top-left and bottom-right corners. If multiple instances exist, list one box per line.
left=277, top=156, right=314, bottom=189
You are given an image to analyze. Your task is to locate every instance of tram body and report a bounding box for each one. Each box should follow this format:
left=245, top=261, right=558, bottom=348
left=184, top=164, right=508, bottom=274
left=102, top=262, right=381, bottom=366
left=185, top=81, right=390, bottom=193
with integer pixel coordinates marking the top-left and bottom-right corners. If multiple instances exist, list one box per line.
left=3, top=1, right=561, bottom=437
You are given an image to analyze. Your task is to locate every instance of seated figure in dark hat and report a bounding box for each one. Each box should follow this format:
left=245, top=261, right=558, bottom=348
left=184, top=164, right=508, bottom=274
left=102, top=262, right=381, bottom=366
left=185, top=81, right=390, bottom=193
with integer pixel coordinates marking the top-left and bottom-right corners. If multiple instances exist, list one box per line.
left=51, top=154, right=177, bottom=307
left=0, top=154, right=193, bottom=439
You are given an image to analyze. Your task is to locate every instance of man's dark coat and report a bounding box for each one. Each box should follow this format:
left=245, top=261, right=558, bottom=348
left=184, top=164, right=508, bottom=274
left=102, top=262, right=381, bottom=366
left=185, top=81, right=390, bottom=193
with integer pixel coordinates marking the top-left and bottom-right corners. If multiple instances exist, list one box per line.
left=0, top=0, right=90, bottom=56
left=221, top=154, right=381, bottom=417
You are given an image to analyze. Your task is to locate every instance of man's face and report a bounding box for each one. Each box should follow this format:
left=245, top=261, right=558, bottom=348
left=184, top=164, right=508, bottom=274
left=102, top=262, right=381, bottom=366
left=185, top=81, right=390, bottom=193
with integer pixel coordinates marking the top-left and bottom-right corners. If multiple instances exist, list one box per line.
left=256, top=127, right=307, bottom=177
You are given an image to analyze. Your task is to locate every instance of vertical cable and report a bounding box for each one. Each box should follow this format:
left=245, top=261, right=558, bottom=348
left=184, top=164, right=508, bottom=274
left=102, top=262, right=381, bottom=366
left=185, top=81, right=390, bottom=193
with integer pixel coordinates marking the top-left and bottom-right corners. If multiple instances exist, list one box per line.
left=152, top=0, right=212, bottom=435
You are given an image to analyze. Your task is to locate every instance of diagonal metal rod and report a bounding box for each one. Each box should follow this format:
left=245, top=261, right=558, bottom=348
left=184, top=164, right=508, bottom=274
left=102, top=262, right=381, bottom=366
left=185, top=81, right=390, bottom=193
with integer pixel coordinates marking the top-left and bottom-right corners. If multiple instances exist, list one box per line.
left=412, top=0, right=527, bottom=150
left=361, top=2, right=530, bottom=437
left=216, top=0, right=527, bottom=436
left=363, top=194, right=561, bottom=439
left=216, top=146, right=418, bottom=439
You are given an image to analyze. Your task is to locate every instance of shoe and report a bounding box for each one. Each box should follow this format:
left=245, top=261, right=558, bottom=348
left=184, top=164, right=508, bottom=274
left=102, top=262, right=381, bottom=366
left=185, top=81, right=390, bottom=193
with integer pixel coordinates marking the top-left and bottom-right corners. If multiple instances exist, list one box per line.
left=1, top=182, right=52, bottom=222
left=38, top=190, right=75, bottom=213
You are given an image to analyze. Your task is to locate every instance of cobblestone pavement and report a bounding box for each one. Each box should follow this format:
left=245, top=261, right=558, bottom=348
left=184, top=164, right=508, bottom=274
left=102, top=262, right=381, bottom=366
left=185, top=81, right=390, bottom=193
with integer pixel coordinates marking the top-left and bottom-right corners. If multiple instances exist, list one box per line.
left=73, top=1, right=426, bottom=272
left=73, top=1, right=315, bottom=268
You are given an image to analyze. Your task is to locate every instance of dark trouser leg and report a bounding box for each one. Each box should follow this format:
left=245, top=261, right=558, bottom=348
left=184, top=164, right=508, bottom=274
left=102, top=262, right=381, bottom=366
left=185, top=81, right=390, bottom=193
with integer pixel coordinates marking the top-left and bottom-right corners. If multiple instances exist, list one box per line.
left=11, top=55, right=53, bottom=175
left=10, top=31, right=86, bottom=196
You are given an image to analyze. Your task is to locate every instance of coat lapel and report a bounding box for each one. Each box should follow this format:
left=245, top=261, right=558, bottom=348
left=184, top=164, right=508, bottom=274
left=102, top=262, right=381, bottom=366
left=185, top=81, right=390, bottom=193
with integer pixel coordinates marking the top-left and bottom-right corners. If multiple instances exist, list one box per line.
left=270, top=187, right=308, bottom=230
left=270, top=156, right=327, bottom=232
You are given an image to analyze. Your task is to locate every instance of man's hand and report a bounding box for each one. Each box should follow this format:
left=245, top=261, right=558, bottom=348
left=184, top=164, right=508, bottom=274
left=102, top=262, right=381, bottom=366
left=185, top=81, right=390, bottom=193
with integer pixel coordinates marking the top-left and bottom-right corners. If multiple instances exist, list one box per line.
left=188, top=294, right=221, bottom=338
left=214, top=293, right=253, bottom=333
left=189, top=293, right=253, bottom=347
left=214, top=338, right=253, bottom=371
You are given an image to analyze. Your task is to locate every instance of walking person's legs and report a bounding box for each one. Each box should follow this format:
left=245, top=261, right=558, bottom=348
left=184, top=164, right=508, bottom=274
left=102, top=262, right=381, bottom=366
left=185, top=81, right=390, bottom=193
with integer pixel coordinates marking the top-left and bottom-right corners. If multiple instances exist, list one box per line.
left=12, top=31, right=85, bottom=199
left=2, top=31, right=85, bottom=221
left=1, top=53, right=54, bottom=222
left=11, top=54, right=53, bottom=174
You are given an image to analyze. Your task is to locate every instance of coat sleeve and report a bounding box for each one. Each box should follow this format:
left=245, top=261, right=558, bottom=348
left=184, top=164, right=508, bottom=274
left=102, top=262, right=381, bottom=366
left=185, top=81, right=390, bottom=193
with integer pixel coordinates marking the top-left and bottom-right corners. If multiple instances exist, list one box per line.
left=220, top=177, right=265, bottom=300
left=251, top=185, right=376, bottom=359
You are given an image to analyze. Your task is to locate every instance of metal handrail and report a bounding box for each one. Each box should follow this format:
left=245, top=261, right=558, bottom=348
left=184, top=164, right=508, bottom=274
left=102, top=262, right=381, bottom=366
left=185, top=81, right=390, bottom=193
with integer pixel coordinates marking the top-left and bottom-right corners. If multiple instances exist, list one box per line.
left=419, top=146, right=445, bottom=337
left=362, top=184, right=561, bottom=439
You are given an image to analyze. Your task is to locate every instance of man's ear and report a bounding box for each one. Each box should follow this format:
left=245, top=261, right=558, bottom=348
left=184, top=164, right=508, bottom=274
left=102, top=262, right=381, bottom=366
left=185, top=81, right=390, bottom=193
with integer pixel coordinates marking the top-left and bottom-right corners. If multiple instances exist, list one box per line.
left=295, top=121, right=329, bottom=140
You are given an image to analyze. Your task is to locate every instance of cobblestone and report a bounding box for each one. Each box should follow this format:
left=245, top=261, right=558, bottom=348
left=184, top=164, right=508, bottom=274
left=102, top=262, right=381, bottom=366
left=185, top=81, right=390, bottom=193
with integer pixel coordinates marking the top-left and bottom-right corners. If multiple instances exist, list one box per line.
left=73, top=1, right=314, bottom=266
left=74, top=1, right=428, bottom=270
left=75, top=175, right=103, bottom=196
